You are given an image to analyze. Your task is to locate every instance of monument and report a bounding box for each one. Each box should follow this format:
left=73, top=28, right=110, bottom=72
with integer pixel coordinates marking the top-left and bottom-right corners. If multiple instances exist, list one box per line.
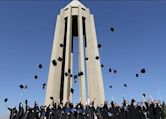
left=45, top=0, right=105, bottom=106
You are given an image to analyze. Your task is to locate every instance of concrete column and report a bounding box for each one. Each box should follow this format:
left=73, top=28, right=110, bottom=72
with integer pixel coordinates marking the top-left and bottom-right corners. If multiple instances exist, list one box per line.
left=63, top=7, right=72, bottom=104
left=78, top=6, right=86, bottom=104
left=45, top=9, right=65, bottom=106
left=90, top=14, right=105, bottom=105
left=69, top=52, right=73, bottom=102
left=84, top=9, right=105, bottom=107
left=84, top=9, right=92, bottom=103
left=68, top=26, right=73, bottom=102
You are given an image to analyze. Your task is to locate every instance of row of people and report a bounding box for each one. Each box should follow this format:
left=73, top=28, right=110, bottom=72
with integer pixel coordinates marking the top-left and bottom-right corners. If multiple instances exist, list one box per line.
left=7, top=98, right=165, bottom=119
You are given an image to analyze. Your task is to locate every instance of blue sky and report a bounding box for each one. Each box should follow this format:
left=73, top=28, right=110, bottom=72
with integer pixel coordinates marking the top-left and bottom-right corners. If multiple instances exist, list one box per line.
left=0, top=0, right=166, bottom=117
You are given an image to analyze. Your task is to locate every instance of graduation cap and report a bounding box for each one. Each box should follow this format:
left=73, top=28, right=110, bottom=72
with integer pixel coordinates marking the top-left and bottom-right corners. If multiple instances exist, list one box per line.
left=74, top=80, right=77, bottom=83
left=70, top=74, right=73, bottom=77
left=78, top=71, right=83, bottom=76
left=38, top=64, right=42, bottom=69
left=98, top=44, right=102, bottom=48
left=42, top=83, right=46, bottom=90
left=58, top=57, right=63, bottom=62
left=109, top=68, right=112, bottom=72
left=70, top=88, right=74, bottom=94
left=19, top=84, right=24, bottom=89
left=85, top=57, right=88, bottom=60
left=74, top=75, right=77, bottom=79
left=50, top=97, right=54, bottom=100
left=80, top=72, right=83, bottom=76
left=34, top=75, right=38, bottom=79
left=101, top=64, right=104, bottom=68
left=68, top=69, right=71, bottom=74
left=114, top=69, right=117, bottom=74
left=124, top=83, right=127, bottom=87
left=142, top=93, right=146, bottom=97
left=60, top=43, right=64, bottom=47
left=4, top=98, right=8, bottom=103
left=24, top=85, right=27, bottom=90
left=109, top=85, right=112, bottom=88
left=110, top=27, right=115, bottom=32
left=95, top=56, right=100, bottom=60
left=141, top=68, right=146, bottom=73
left=136, top=74, right=139, bottom=78
left=65, top=72, right=68, bottom=76
left=52, top=60, right=57, bottom=66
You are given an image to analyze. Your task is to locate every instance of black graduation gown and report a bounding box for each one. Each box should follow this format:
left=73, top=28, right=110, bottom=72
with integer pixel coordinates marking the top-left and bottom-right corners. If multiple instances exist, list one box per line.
left=16, top=107, right=24, bottom=119
left=148, top=105, right=155, bottom=119
left=119, top=111, right=127, bottom=119
left=139, top=111, right=146, bottom=119
left=109, top=107, right=119, bottom=119
left=128, top=105, right=139, bottom=119
left=154, top=106, right=162, bottom=119
left=8, top=108, right=17, bottom=119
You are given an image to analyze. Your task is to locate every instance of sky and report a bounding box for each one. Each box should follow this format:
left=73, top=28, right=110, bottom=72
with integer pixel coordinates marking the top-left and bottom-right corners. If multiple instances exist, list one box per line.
left=0, top=0, right=166, bottom=117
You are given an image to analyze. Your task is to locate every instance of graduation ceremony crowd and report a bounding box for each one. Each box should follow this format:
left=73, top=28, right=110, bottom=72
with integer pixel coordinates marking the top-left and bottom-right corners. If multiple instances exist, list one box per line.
left=7, top=98, right=165, bottom=119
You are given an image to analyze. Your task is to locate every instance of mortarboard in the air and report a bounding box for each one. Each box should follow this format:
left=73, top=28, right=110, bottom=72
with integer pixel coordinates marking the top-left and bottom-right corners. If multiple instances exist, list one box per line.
left=50, top=97, right=54, bottom=100
left=71, top=88, right=74, bottom=94
left=24, top=85, right=27, bottom=89
left=38, top=64, right=43, bottom=69
left=34, top=75, right=38, bottom=79
left=114, top=69, right=117, bottom=74
left=60, top=43, right=64, bottom=47
left=74, top=75, right=77, bottom=79
left=52, top=60, right=57, bottom=66
left=136, top=74, right=139, bottom=78
left=65, top=72, right=68, bottom=76
left=110, top=27, right=115, bottom=32
left=70, top=74, right=73, bottom=77
left=68, top=69, right=71, bottom=73
left=141, top=68, right=146, bottom=73
left=101, top=64, right=104, bottom=68
left=95, top=56, right=100, bottom=60
left=85, top=57, right=88, bottom=60
left=78, top=72, right=80, bottom=76
left=98, top=44, right=102, bottom=48
left=109, top=68, right=112, bottom=72
left=43, top=83, right=46, bottom=87
left=109, top=85, right=112, bottom=88
left=124, top=83, right=127, bottom=87
left=79, top=71, right=83, bottom=76
left=58, top=57, right=63, bottom=62
left=42, top=83, right=46, bottom=90
left=4, top=98, right=8, bottom=103
left=74, top=80, right=77, bottom=83
left=142, top=93, right=146, bottom=97
left=19, top=84, right=24, bottom=89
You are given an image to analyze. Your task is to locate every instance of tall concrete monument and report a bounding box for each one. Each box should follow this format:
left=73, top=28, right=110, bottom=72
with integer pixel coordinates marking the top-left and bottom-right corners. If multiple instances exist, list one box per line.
left=45, top=0, right=105, bottom=106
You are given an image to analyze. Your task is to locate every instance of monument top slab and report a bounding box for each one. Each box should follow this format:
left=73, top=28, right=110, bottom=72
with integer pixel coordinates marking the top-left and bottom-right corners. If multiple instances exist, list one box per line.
left=64, top=0, right=86, bottom=10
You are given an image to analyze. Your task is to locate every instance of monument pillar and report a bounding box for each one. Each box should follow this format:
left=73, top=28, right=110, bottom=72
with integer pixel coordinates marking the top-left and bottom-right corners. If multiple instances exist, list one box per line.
left=45, top=0, right=105, bottom=107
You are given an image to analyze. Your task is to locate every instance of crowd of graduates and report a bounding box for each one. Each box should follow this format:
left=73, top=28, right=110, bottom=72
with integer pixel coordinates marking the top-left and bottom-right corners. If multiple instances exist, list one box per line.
left=7, top=98, right=165, bottom=119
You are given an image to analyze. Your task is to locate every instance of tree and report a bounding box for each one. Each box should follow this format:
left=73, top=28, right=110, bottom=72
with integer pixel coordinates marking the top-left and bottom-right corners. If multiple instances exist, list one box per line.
left=162, top=101, right=166, bottom=118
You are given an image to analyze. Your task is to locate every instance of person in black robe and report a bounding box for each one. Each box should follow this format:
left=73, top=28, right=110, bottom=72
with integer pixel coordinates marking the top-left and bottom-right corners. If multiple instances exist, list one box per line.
left=99, top=102, right=109, bottom=119
left=147, top=103, right=155, bottom=119
left=16, top=103, right=24, bottom=119
left=8, top=106, right=17, bottom=119
left=45, top=105, right=51, bottom=119
left=39, top=106, right=46, bottom=119
left=76, top=103, right=84, bottom=119
left=109, top=101, right=119, bottom=119
left=128, top=99, right=140, bottom=119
